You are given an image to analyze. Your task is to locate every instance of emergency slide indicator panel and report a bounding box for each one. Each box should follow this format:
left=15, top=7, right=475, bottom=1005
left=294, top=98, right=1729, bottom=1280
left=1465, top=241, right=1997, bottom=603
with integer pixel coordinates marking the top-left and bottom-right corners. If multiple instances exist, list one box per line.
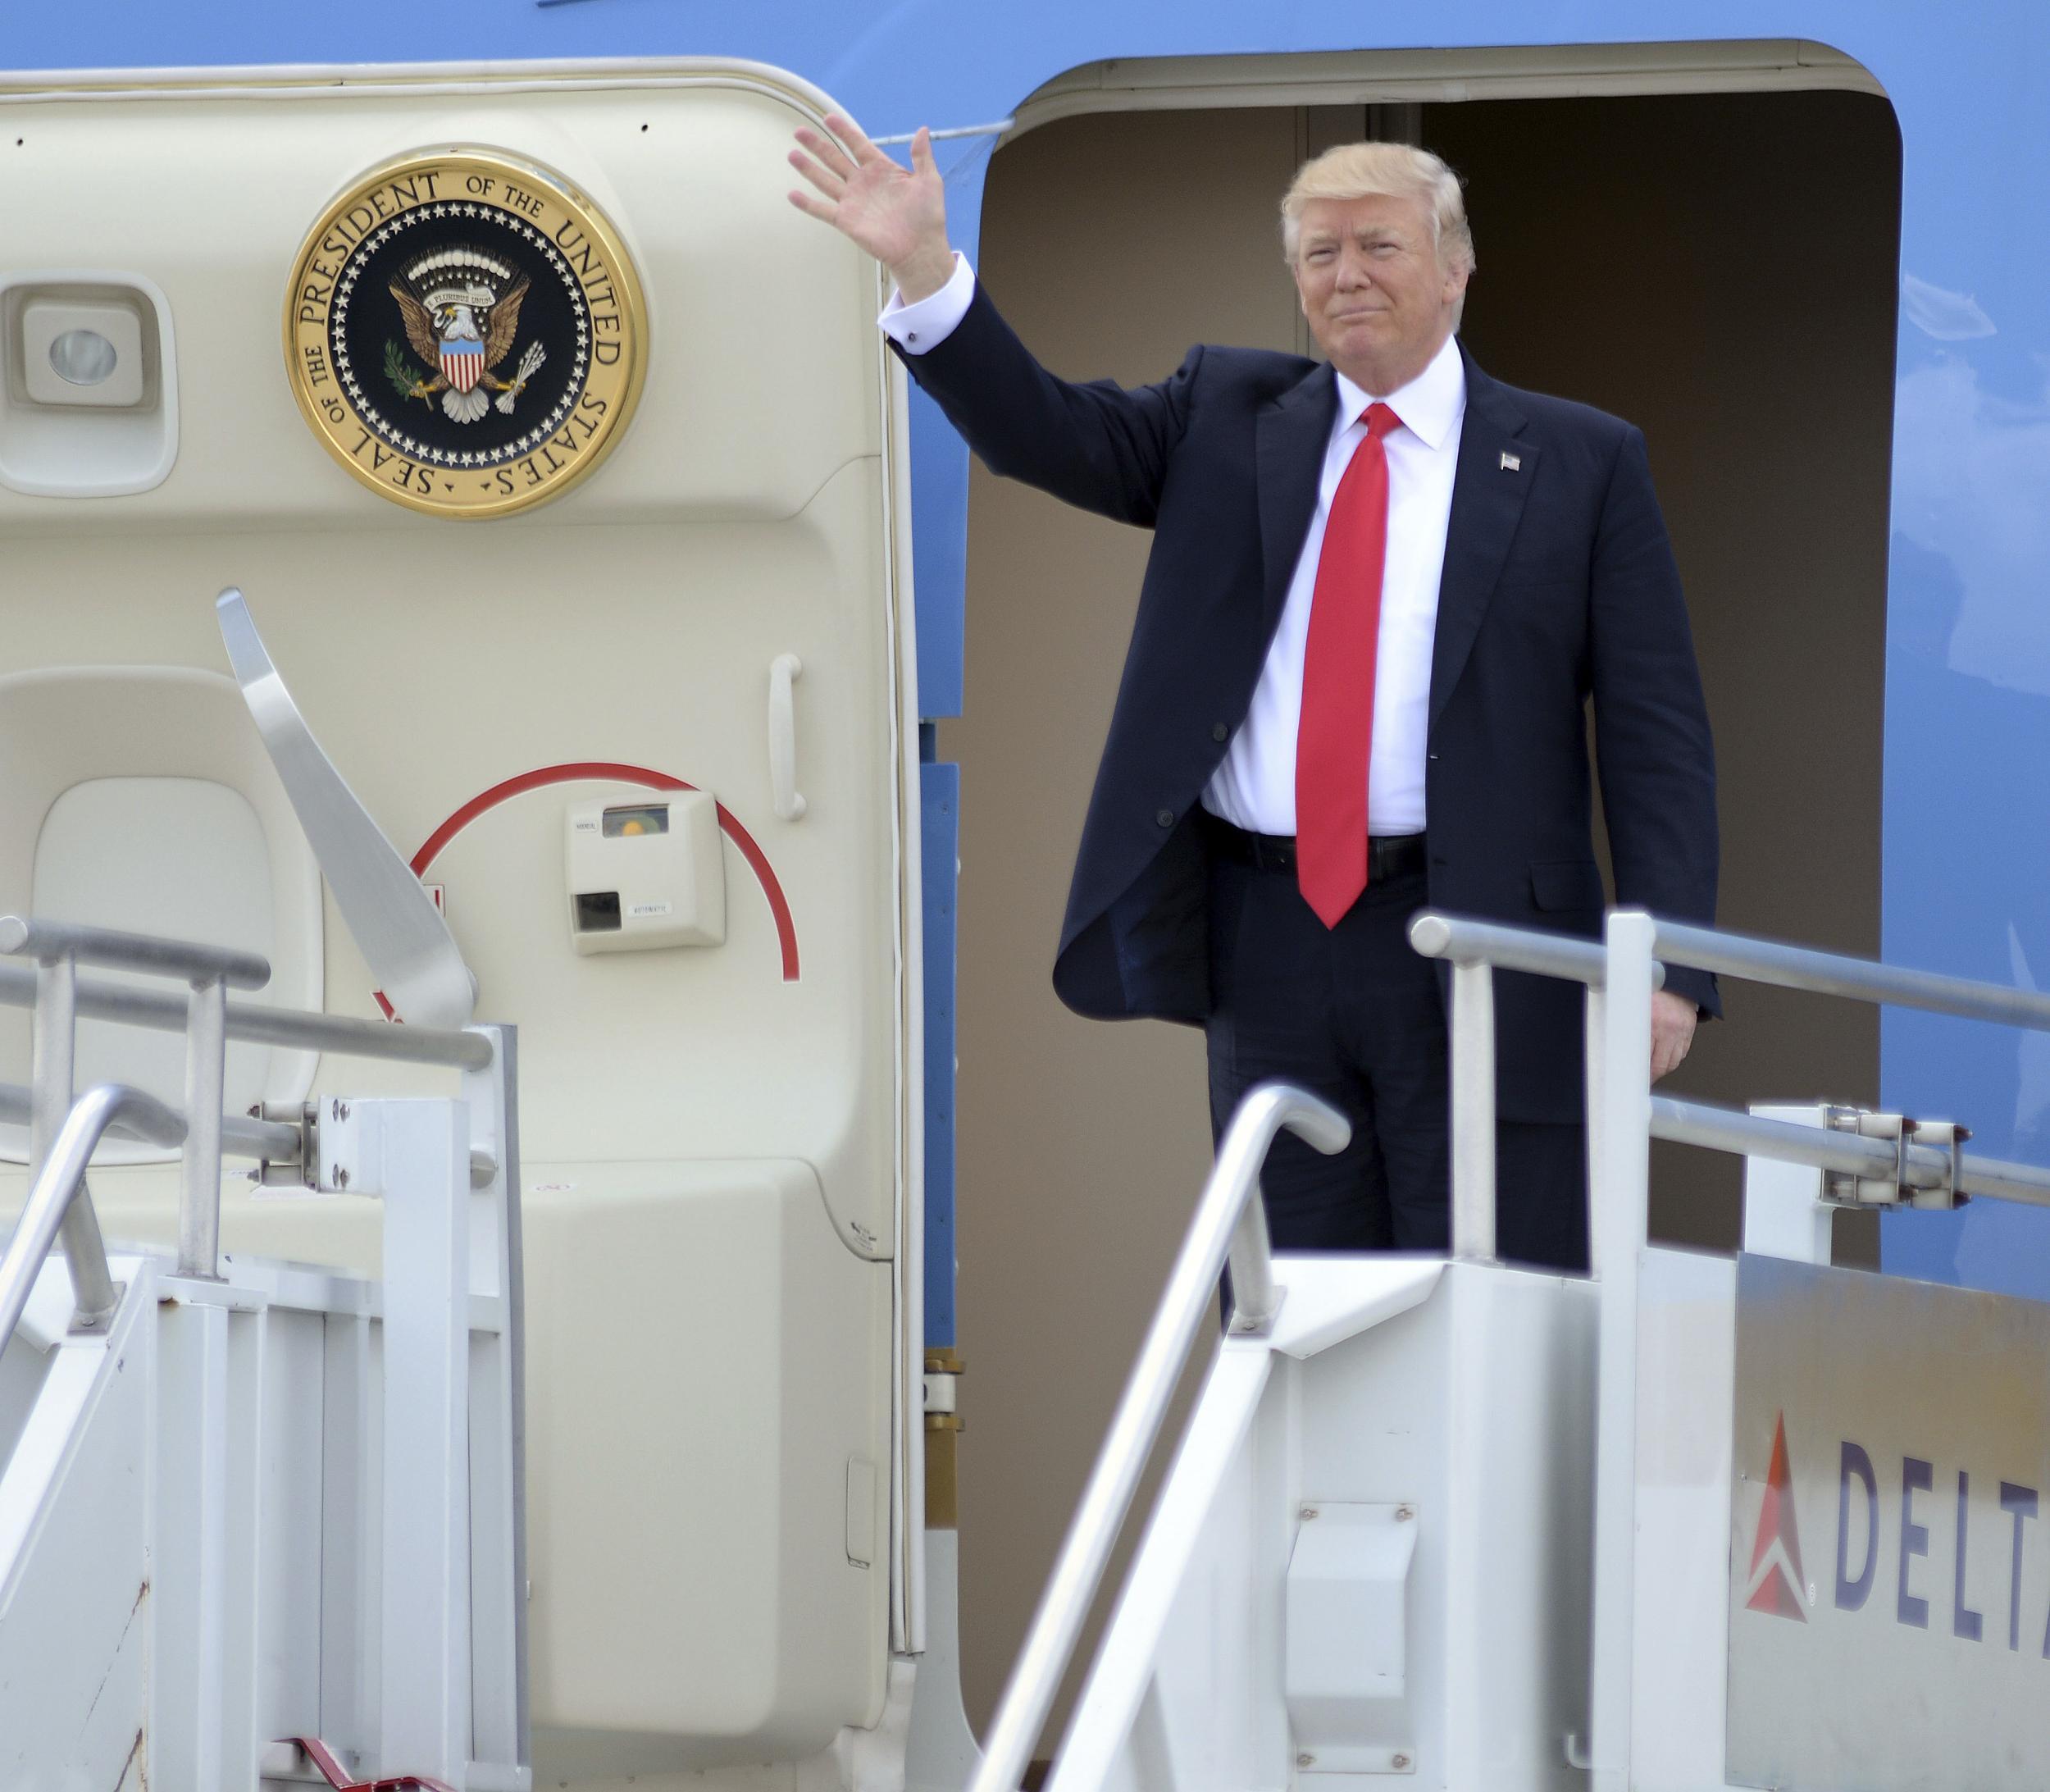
left=567, top=791, right=725, bottom=954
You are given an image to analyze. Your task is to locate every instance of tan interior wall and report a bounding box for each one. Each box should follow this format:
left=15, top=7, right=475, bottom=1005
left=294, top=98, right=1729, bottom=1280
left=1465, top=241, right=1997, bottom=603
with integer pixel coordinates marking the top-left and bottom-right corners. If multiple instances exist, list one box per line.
left=1425, top=89, right=1901, bottom=1252
left=944, top=89, right=1899, bottom=1741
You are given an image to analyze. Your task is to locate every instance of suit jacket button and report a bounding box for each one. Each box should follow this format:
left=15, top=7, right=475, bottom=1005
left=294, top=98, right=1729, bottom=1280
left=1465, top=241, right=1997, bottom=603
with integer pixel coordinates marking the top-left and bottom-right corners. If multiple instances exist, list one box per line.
left=1212, top=723, right=1229, bottom=742
left=1156, top=809, right=1175, bottom=828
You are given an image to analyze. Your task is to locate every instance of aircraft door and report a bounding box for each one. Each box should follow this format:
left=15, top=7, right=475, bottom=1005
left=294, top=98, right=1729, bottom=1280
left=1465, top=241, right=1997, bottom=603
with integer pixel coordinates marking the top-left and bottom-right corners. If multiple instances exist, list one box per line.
left=0, top=60, right=923, bottom=1781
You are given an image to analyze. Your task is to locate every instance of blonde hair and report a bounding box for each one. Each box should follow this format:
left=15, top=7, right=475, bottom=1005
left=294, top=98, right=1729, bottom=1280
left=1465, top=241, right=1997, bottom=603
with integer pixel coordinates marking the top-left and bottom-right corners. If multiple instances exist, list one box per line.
left=1280, top=142, right=1476, bottom=280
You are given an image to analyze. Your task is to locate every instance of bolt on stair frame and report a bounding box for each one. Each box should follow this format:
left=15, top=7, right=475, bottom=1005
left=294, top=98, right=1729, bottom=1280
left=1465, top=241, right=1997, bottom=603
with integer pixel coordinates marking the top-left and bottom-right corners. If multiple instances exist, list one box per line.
left=967, top=1081, right=1351, bottom=1792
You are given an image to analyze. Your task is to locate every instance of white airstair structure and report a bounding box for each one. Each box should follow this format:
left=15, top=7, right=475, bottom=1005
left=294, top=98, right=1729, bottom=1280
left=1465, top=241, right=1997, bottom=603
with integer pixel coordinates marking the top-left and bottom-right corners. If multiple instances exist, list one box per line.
left=0, top=589, right=527, bottom=1792
left=0, top=906, right=524, bottom=1792
left=10, top=785, right=2050, bottom=1792
left=13, top=898, right=2050, bottom=1791
left=974, top=910, right=2050, bottom=1792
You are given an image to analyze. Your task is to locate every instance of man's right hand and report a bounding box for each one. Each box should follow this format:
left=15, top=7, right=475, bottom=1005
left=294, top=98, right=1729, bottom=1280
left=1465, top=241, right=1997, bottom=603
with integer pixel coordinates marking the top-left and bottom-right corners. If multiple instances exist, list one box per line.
left=788, top=113, right=955, bottom=303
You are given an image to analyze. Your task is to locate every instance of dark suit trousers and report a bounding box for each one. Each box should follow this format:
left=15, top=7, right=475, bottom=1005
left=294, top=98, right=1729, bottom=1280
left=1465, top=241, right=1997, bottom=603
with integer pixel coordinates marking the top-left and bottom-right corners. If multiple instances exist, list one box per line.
left=1204, top=850, right=1590, bottom=1273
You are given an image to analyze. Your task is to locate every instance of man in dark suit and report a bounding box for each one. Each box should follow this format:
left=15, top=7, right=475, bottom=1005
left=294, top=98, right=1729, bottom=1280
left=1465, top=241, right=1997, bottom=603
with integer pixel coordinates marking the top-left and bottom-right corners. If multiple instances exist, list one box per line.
left=790, top=120, right=1717, bottom=1271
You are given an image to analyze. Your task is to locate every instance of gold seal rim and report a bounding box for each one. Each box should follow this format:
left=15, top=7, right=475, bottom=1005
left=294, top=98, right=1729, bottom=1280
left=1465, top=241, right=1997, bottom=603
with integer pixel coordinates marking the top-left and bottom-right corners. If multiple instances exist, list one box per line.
left=281, top=144, right=649, bottom=521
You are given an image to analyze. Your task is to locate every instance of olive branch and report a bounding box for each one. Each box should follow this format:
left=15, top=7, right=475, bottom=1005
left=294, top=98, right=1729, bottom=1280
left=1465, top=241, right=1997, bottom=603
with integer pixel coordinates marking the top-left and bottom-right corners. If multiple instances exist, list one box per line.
left=384, top=339, right=430, bottom=402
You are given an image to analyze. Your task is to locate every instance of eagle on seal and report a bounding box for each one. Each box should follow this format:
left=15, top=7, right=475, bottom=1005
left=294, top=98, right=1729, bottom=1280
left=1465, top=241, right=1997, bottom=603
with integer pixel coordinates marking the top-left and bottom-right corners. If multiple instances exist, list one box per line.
left=389, top=246, right=547, bottom=424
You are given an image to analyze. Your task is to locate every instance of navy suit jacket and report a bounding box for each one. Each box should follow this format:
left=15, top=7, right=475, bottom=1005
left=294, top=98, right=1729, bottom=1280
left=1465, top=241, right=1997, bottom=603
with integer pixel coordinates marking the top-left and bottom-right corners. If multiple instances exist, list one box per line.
left=900, top=283, right=1718, bottom=1122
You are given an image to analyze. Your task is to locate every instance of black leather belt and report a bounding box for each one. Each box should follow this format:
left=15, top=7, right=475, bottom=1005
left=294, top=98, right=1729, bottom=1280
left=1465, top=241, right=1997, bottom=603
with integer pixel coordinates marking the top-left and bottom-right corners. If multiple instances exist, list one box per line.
left=1201, top=811, right=1427, bottom=881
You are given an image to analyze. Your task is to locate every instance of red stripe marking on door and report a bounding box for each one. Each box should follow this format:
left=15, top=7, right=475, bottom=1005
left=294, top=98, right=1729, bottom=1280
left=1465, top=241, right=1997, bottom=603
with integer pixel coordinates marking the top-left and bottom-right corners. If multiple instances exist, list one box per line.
left=410, top=761, right=799, bottom=981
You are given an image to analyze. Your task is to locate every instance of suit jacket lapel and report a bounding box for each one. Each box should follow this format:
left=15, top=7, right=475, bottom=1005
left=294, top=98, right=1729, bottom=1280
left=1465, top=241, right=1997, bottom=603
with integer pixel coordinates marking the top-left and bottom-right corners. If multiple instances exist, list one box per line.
left=1255, top=362, right=1337, bottom=634
left=1429, top=346, right=1538, bottom=730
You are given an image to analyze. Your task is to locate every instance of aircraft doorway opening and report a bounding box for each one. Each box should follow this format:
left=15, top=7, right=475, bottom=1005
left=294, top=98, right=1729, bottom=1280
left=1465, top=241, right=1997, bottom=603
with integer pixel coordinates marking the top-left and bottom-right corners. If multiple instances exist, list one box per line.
left=941, top=81, right=1900, bottom=1737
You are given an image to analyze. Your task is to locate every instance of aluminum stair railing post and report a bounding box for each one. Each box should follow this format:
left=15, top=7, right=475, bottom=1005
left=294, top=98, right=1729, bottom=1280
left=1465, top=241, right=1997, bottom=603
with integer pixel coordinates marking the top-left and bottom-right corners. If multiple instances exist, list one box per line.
left=968, top=1082, right=1349, bottom=1792
left=0, top=1083, right=183, bottom=1359
left=372, top=1094, right=476, bottom=1784
left=29, top=946, right=119, bottom=1329
left=1583, top=983, right=1607, bottom=1281
left=1588, top=909, right=1656, bottom=1792
left=179, top=972, right=229, bottom=1279
left=1449, top=959, right=1498, bottom=1261
left=462, top=1022, right=531, bottom=1779
left=2, top=914, right=276, bottom=1296
left=1225, top=1180, right=1281, bottom=1334
left=0, top=955, right=492, bottom=1070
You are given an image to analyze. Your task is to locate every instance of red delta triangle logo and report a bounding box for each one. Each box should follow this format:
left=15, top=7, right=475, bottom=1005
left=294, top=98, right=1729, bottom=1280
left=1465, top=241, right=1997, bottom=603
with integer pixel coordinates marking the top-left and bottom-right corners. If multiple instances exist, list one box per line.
left=1743, top=1412, right=1808, bottom=1621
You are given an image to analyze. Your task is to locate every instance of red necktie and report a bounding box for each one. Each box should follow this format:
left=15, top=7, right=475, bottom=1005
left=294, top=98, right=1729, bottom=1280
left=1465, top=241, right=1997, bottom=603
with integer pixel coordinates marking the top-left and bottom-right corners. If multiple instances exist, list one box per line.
left=1296, top=403, right=1401, bottom=928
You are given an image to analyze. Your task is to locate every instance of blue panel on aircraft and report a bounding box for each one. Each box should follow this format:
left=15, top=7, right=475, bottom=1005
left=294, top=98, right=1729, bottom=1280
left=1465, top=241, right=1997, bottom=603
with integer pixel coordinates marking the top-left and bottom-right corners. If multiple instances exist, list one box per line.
left=909, top=390, right=967, bottom=722
left=1880, top=530, right=2050, bottom=1293
left=905, top=135, right=992, bottom=722
left=921, top=759, right=960, bottom=1349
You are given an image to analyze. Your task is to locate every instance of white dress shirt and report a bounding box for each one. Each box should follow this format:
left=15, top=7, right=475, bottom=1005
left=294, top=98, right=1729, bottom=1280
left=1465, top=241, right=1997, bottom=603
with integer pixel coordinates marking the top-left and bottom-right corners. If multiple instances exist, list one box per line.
left=880, top=251, right=976, bottom=350
left=1207, top=339, right=1465, bottom=836
left=881, top=259, right=1468, bottom=837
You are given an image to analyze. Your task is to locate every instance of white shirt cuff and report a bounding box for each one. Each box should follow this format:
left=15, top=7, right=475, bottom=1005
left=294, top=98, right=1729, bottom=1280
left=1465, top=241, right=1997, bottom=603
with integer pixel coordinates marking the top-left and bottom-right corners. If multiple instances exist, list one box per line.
left=879, top=252, right=975, bottom=354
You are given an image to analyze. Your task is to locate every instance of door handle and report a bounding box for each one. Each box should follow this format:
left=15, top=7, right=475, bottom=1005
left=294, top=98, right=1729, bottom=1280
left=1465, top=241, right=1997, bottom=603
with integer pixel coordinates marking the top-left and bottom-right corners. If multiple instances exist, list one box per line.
left=768, top=654, right=807, bottom=822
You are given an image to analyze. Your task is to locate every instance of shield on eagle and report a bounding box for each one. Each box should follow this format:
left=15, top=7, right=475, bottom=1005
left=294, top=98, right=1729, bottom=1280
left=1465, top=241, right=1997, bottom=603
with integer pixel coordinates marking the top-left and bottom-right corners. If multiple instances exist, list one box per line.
left=440, top=338, right=485, bottom=393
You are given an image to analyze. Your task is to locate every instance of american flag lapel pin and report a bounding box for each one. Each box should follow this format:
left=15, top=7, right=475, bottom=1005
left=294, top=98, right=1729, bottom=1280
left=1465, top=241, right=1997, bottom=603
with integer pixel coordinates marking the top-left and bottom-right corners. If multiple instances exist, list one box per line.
left=1500, top=451, right=1522, bottom=472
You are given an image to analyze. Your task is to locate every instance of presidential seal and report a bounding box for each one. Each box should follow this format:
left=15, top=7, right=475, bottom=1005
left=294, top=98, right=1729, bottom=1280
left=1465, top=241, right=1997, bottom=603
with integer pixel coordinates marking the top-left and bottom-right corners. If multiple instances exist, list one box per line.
left=285, top=148, right=646, bottom=518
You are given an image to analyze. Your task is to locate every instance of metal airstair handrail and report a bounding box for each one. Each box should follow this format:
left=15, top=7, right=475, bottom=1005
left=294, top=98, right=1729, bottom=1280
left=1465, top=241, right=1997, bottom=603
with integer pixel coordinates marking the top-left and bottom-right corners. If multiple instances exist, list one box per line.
left=0, top=956, right=491, bottom=1071
left=1651, top=915, right=2050, bottom=1032
left=1647, top=1094, right=2050, bottom=1208
left=1412, top=908, right=2050, bottom=1036
left=0, top=915, right=271, bottom=992
left=0, top=1077, right=303, bottom=1368
left=1406, top=911, right=1659, bottom=992
left=1402, top=906, right=2050, bottom=1791
left=0, top=1083, right=180, bottom=1356
left=0, top=1078, right=299, bottom=1162
left=968, top=1081, right=1351, bottom=1792
left=1407, top=912, right=1668, bottom=1260
left=1407, top=910, right=2050, bottom=1218
left=0, top=911, right=492, bottom=1321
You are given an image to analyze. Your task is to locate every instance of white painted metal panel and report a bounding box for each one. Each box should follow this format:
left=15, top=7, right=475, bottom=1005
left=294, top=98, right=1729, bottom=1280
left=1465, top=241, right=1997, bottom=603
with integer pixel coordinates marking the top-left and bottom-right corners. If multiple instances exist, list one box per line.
left=517, top=1157, right=891, bottom=1767
left=1726, top=1253, right=2050, bottom=1791
left=1055, top=1259, right=1596, bottom=1792
left=1433, top=1268, right=1596, bottom=1792
left=0, top=1266, right=153, bottom=1791
left=372, top=1098, right=475, bottom=1782
left=1626, top=1245, right=1738, bottom=1792
left=321, top=1306, right=382, bottom=1767
left=1284, top=1503, right=1418, bottom=1772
